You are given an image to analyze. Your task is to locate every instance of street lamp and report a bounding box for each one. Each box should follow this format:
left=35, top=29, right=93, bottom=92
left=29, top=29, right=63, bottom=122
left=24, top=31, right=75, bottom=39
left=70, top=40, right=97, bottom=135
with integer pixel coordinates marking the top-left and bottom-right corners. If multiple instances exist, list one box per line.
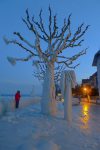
left=83, top=87, right=90, bottom=102
left=83, top=87, right=87, bottom=92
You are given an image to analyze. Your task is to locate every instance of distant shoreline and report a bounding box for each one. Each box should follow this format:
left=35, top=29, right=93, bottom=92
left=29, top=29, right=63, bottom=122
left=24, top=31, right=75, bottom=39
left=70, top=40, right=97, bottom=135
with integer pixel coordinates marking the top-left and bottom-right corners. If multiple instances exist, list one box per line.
left=0, top=94, right=31, bottom=97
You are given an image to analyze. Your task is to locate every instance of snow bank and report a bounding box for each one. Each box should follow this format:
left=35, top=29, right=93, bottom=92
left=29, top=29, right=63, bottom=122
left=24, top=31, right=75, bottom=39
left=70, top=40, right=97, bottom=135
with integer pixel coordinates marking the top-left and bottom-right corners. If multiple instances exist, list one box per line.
left=0, top=97, right=41, bottom=116
left=35, top=140, right=59, bottom=150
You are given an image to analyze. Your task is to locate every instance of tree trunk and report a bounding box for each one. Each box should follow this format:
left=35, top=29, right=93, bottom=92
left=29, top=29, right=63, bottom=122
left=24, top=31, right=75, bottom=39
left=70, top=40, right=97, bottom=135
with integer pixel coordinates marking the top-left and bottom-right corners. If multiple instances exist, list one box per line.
left=41, top=62, right=57, bottom=116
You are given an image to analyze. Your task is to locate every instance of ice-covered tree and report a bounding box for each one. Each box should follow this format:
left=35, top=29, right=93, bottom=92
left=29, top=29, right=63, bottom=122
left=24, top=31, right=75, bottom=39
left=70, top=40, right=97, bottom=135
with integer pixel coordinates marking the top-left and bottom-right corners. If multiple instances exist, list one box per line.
left=33, top=63, right=65, bottom=83
left=4, top=6, right=89, bottom=116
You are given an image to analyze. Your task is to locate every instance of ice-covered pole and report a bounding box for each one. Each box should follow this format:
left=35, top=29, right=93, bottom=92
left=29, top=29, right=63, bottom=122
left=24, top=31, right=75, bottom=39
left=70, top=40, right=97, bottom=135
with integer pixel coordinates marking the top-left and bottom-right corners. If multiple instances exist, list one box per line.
left=61, top=70, right=76, bottom=122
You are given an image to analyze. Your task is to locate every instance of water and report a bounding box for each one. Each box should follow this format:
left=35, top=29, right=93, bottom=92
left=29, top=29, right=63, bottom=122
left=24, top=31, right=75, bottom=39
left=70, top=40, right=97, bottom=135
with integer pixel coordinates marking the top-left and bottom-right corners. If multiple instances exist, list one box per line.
left=0, top=95, right=34, bottom=101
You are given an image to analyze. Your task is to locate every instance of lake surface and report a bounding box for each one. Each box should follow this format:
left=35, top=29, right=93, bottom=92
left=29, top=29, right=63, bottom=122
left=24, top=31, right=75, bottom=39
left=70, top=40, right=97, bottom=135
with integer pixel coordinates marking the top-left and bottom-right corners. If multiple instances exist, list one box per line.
left=0, top=95, right=36, bottom=101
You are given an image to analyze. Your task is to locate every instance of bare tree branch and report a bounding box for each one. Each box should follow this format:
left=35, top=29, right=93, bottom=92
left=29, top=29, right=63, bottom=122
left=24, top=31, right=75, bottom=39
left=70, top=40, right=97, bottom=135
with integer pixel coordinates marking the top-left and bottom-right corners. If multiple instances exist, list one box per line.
left=39, top=9, right=49, bottom=38
left=56, top=14, right=71, bottom=38
left=51, top=15, right=58, bottom=39
left=56, top=48, right=87, bottom=69
left=55, top=24, right=89, bottom=56
left=32, top=11, right=49, bottom=42
left=13, top=32, right=36, bottom=49
left=49, top=5, right=52, bottom=40
left=22, top=9, right=46, bottom=41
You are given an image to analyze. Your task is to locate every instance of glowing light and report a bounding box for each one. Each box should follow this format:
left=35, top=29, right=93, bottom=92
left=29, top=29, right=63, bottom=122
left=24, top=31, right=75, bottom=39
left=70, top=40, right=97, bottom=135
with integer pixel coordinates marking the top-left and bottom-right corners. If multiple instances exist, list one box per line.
left=61, top=98, right=64, bottom=102
left=83, top=105, right=88, bottom=116
left=83, top=87, right=87, bottom=91
left=58, top=93, right=61, bottom=96
left=81, top=103, right=90, bottom=130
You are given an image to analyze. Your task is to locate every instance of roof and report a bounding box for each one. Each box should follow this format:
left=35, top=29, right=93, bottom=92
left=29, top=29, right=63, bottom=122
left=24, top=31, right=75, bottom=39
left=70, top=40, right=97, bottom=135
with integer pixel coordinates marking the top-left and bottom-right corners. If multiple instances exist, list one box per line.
left=82, top=79, right=90, bottom=84
left=90, top=72, right=97, bottom=78
left=92, top=50, right=100, bottom=66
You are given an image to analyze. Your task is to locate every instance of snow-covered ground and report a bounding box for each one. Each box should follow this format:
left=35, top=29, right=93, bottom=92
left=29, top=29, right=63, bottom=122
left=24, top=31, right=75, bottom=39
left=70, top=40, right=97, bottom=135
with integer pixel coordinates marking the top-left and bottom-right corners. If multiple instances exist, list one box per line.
left=0, top=101, right=100, bottom=150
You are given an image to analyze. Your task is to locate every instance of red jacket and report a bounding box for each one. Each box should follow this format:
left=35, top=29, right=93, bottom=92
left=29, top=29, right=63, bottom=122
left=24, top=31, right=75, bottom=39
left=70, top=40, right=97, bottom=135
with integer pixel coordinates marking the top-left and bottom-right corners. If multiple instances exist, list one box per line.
left=15, top=92, right=21, bottom=101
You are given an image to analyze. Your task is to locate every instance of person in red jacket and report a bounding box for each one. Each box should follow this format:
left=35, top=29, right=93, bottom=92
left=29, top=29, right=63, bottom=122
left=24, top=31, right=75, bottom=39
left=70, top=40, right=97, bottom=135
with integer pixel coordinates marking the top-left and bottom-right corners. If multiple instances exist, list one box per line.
left=15, top=90, right=21, bottom=108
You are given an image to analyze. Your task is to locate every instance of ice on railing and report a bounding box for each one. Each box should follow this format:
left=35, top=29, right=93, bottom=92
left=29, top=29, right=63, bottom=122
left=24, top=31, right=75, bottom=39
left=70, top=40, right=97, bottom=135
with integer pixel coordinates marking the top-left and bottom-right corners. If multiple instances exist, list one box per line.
left=0, top=97, right=41, bottom=116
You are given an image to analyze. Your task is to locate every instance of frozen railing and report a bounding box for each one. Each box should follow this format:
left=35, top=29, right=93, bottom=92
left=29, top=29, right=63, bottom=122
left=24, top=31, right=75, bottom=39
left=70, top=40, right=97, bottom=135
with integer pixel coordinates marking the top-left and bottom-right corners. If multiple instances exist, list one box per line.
left=0, top=96, right=41, bottom=116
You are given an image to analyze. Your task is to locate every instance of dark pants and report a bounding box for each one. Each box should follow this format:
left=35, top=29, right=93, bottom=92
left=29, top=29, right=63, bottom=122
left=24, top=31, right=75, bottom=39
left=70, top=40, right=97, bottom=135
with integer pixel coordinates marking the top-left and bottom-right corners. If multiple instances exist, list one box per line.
left=15, top=101, right=19, bottom=108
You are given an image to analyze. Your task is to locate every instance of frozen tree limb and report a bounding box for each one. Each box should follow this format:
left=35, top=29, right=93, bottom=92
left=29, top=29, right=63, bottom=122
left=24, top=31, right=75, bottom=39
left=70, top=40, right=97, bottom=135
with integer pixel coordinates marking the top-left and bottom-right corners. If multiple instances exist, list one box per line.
left=7, top=54, right=33, bottom=65
left=13, top=32, right=36, bottom=49
left=3, top=37, right=38, bottom=57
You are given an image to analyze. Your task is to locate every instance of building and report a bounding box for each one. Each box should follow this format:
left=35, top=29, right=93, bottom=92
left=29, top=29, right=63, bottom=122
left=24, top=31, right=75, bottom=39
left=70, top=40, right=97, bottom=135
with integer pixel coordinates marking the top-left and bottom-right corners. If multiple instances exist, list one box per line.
left=82, top=72, right=98, bottom=88
left=89, top=72, right=98, bottom=88
left=92, top=50, right=100, bottom=96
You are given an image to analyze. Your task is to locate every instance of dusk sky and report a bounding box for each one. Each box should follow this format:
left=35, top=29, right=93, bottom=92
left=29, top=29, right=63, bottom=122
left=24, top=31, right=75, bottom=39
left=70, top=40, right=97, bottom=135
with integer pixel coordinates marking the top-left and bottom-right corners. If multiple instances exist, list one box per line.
left=0, top=0, right=100, bottom=93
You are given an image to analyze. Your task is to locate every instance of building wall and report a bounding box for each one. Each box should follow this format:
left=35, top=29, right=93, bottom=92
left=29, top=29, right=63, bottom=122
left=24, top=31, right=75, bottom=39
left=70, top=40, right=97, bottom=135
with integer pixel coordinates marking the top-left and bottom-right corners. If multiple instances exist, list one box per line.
left=89, top=73, right=98, bottom=88
left=82, top=73, right=97, bottom=88
left=97, top=56, right=100, bottom=96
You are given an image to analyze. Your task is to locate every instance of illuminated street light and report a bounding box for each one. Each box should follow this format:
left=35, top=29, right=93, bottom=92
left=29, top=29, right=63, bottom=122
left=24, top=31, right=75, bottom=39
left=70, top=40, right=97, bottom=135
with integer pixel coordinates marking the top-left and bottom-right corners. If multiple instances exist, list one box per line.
left=83, top=86, right=90, bottom=102
left=83, top=87, right=87, bottom=92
